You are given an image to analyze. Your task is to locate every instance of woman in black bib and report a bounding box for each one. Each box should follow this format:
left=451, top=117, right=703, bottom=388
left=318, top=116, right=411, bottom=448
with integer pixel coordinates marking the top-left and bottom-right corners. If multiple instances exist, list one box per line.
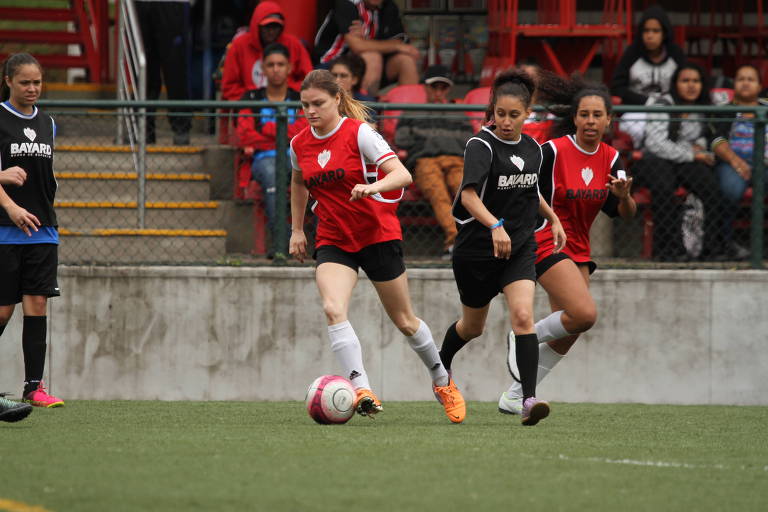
left=438, top=70, right=565, bottom=426
left=0, top=53, right=64, bottom=409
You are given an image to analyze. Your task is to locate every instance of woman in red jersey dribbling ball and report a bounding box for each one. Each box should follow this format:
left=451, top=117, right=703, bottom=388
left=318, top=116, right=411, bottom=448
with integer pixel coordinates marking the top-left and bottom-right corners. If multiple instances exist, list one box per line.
left=289, top=70, right=466, bottom=423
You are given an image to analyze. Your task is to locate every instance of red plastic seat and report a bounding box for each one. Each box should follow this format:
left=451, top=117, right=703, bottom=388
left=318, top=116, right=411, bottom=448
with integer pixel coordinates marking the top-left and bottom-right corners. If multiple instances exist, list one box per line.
left=463, top=86, right=491, bottom=133
left=379, top=84, right=427, bottom=144
left=710, top=87, right=735, bottom=106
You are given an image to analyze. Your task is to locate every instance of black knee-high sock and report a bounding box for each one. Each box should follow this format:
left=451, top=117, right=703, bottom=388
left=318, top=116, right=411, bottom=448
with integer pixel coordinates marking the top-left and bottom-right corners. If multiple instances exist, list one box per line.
left=22, top=316, right=47, bottom=392
left=516, top=333, right=539, bottom=400
left=439, top=322, right=470, bottom=371
left=0, top=323, right=6, bottom=337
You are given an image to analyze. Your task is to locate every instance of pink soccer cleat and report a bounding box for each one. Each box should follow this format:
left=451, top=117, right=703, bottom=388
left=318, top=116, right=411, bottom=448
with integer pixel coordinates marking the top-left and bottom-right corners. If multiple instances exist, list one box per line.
left=521, top=397, right=550, bottom=426
left=22, top=382, right=64, bottom=408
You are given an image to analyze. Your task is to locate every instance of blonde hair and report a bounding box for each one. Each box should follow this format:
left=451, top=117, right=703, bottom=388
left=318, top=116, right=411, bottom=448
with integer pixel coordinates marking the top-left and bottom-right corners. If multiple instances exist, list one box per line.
left=301, top=69, right=372, bottom=122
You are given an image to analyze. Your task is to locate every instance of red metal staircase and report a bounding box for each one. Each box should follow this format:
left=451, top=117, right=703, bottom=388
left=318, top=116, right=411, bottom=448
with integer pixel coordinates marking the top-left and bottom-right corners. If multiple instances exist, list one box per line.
left=0, top=0, right=110, bottom=83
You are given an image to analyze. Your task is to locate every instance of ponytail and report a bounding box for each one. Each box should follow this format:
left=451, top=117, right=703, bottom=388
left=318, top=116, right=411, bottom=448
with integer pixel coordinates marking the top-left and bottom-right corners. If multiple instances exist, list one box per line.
left=1, top=52, right=42, bottom=102
left=338, top=87, right=371, bottom=122
left=301, top=69, right=372, bottom=122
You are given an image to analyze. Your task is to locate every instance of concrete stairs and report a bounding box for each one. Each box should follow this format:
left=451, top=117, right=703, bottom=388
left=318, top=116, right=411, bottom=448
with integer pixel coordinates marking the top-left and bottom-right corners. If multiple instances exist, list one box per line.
left=54, top=143, right=231, bottom=263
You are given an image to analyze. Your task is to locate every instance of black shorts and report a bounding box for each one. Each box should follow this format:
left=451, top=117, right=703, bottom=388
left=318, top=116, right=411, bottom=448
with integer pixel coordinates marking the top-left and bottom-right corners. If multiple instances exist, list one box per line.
left=452, top=237, right=537, bottom=308
left=535, top=253, right=597, bottom=279
left=0, top=243, right=60, bottom=306
left=315, top=240, right=406, bottom=282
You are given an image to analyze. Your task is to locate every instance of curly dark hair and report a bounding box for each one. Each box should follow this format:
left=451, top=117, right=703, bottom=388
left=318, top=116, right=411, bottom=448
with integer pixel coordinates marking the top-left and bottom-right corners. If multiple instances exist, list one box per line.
left=485, top=68, right=535, bottom=122
left=533, top=70, right=612, bottom=139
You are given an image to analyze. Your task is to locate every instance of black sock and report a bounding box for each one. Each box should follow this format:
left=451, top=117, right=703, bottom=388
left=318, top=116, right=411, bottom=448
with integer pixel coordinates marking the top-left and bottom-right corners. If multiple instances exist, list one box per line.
left=515, top=333, right=539, bottom=400
left=0, top=323, right=6, bottom=337
left=439, top=322, right=470, bottom=371
left=22, top=316, right=47, bottom=393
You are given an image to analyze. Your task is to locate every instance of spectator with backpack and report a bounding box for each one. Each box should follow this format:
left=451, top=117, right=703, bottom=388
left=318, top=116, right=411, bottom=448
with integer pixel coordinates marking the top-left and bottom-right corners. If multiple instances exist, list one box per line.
left=236, top=43, right=307, bottom=248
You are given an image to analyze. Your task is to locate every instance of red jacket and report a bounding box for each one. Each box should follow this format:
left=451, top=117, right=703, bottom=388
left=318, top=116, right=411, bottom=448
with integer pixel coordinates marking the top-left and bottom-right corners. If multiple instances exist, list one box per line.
left=221, top=1, right=313, bottom=101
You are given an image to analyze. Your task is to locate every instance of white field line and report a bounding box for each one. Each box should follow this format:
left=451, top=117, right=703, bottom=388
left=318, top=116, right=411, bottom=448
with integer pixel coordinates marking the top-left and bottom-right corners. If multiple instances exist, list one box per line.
left=551, top=454, right=768, bottom=473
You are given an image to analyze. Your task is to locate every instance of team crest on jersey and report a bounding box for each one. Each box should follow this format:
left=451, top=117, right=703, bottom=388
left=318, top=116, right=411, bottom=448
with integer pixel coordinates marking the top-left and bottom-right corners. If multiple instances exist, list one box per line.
left=317, top=149, right=331, bottom=168
left=23, top=127, right=36, bottom=142
left=510, top=154, right=525, bottom=171
left=581, top=166, right=594, bottom=186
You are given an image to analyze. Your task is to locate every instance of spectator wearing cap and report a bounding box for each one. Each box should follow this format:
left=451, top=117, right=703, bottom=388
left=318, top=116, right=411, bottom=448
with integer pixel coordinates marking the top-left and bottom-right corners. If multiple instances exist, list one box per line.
left=394, top=65, right=474, bottom=257
left=314, top=0, right=419, bottom=95
left=221, top=1, right=312, bottom=101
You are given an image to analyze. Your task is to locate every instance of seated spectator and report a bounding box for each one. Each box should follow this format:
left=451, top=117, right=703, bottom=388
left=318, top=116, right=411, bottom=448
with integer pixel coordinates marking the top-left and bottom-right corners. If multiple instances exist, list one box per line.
left=394, top=65, right=474, bottom=257
left=314, top=0, right=419, bottom=95
left=633, top=63, right=726, bottom=261
left=711, top=64, right=767, bottom=260
left=236, top=43, right=307, bottom=245
left=611, top=5, right=685, bottom=106
left=330, top=53, right=376, bottom=102
left=222, top=1, right=312, bottom=101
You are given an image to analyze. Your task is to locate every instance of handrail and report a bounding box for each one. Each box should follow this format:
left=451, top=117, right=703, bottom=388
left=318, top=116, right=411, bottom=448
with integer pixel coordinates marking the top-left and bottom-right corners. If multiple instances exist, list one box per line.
left=116, top=0, right=147, bottom=228
left=38, top=99, right=768, bottom=115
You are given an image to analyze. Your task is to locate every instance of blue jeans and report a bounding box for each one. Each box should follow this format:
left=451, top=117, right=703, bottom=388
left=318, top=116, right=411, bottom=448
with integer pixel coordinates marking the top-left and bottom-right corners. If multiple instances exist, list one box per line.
left=716, top=161, right=767, bottom=242
left=251, top=155, right=277, bottom=236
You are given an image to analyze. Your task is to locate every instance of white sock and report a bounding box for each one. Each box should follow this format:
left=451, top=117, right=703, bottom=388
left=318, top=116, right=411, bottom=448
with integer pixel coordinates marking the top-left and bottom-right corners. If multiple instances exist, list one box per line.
left=406, top=319, right=449, bottom=386
left=534, top=310, right=571, bottom=343
left=506, top=342, right=565, bottom=397
left=328, top=321, right=370, bottom=390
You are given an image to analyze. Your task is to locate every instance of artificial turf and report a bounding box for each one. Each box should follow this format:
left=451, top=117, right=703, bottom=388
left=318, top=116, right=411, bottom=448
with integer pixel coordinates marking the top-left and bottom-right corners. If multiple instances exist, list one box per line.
left=1, top=401, right=766, bottom=511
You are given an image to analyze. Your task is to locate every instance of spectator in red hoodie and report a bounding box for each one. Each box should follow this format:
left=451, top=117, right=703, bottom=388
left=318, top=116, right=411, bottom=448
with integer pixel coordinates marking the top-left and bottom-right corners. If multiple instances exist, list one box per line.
left=222, top=1, right=312, bottom=101
left=236, top=43, right=307, bottom=245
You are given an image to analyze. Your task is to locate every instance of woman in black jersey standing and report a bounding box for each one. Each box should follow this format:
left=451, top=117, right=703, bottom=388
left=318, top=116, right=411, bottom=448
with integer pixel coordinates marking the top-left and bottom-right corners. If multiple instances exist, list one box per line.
left=439, top=70, right=565, bottom=426
left=0, top=53, right=64, bottom=408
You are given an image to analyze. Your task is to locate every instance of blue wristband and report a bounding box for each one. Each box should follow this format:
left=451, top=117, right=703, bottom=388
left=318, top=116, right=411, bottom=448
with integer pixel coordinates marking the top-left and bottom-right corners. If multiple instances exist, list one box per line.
left=490, top=218, right=504, bottom=229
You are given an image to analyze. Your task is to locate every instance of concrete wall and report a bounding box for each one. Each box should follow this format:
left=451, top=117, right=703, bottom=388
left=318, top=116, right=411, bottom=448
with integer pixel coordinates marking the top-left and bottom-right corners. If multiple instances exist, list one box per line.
left=1, top=266, right=766, bottom=405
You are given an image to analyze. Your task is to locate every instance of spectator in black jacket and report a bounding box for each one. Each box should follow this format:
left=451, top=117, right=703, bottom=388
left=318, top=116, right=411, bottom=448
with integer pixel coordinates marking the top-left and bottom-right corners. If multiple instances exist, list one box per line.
left=633, top=62, right=726, bottom=261
left=611, top=5, right=686, bottom=106
left=394, top=65, right=474, bottom=257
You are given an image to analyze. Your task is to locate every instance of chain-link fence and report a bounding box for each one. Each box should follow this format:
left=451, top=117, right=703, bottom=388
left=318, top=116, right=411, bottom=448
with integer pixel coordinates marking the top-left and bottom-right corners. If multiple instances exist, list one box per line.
left=37, top=99, right=765, bottom=268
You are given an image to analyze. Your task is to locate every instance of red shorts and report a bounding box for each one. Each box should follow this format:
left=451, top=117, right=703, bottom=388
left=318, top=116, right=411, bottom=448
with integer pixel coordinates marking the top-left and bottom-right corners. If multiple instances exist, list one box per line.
left=534, top=228, right=595, bottom=277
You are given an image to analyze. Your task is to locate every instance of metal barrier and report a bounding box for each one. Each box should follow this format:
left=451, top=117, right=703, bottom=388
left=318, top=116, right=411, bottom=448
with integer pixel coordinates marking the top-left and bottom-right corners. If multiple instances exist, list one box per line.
left=115, top=0, right=147, bottom=228
left=36, top=99, right=766, bottom=268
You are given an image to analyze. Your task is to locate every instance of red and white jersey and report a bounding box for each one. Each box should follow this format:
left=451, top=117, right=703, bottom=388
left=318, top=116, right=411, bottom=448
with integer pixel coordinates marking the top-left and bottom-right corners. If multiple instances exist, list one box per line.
left=536, top=135, right=622, bottom=263
left=290, top=117, right=401, bottom=253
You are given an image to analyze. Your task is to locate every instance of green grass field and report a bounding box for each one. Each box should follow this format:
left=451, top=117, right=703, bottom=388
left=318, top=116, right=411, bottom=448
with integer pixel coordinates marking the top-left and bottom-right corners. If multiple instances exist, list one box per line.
left=1, top=401, right=766, bottom=511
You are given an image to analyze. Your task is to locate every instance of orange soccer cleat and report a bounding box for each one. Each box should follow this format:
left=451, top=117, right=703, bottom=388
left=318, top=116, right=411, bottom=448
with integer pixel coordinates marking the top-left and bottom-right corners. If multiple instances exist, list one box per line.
left=433, top=378, right=466, bottom=424
left=354, top=388, right=382, bottom=417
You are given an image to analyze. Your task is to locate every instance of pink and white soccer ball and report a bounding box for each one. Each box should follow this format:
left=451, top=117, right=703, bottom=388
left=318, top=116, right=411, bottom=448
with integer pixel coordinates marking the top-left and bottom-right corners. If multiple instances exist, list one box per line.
left=305, top=375, right=356, bottom=424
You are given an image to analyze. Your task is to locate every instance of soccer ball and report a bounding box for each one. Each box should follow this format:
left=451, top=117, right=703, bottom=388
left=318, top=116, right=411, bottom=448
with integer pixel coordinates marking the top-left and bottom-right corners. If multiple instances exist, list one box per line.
left=305, top=375, right=356, bottom=424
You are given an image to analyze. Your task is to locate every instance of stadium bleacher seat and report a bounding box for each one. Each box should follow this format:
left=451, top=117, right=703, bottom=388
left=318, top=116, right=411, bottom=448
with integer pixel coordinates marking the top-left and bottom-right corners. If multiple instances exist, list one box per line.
left=379, top=84, right=426, bottom=145
left=463, top=86, right=491, bottom=133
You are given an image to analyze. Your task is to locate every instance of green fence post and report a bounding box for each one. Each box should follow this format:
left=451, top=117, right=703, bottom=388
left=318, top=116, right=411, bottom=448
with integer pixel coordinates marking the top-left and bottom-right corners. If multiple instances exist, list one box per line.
left=274, top=104, right=289, bottom=263
left=751, top=109, right=765, bottom=269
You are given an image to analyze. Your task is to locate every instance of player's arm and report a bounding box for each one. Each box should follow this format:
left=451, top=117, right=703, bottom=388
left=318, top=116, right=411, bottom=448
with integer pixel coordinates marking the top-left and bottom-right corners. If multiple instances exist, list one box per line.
left=606, top=158, right=637, bottom=220
left=350, top=157, right=411, bottom=201
left=538, top=194, right=566, bottom=253
left=0, top=172, right=40, bottom=236
left=350, top=124, right=412, bottom=200
left=460, top=186, right=511, bottom=259
left=289, top=143, right=309, bottom=262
